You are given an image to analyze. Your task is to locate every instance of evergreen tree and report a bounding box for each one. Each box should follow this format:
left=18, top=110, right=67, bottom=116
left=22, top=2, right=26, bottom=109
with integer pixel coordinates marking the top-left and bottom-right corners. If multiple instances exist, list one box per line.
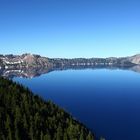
left=44, top=133, right=51, bottom=140
left=5, top=115, right=12, bottom=140
left=56, top=126, right=63, bottom=140
left=63, top=132, right=68, bottom=140
left=0, top=77, right=94, bottom=140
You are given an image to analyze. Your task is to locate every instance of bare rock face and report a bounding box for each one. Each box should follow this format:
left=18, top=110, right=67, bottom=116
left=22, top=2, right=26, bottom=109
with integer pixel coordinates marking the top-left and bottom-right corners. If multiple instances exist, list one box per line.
left=23, top=54, right=36, bottom=64
left=21, top=54, right=52, bottom=68
left=127, top=54, right=140, bottom=64
left=22, top=54, right=40, bottom=67
left=0, top=53, right=53, bottom=69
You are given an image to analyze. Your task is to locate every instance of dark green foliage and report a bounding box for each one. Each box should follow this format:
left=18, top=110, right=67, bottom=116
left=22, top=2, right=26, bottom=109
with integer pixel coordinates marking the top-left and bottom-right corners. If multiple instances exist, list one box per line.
left=0, top=77, right=94, bottom=140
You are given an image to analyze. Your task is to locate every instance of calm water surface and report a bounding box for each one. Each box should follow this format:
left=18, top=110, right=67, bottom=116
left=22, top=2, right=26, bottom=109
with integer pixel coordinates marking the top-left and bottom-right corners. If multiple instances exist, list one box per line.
left=13, top=69, right=140, bottom=140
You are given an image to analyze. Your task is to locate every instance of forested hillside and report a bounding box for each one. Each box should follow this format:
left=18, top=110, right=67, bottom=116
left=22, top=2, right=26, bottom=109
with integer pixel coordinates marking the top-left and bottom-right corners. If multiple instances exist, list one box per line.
left=0, top=77, right=94, bottom=140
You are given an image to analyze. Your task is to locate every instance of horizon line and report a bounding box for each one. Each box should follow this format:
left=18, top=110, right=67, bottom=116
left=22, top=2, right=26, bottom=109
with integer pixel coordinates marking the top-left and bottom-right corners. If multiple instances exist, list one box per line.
left=0, top=53, right=140, bottom=59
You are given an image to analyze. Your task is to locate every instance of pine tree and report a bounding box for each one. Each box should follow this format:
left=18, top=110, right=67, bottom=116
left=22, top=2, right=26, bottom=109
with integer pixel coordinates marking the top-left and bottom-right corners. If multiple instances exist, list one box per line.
left=29, top=125, right=34, bottom=140
left=0, top=78, right=94, bottom=140
left=63, top=132, right=68, bottom=140
left=79, top=129, right=84, bottom=140
left=56, top=126, right=63, bottom=140
left=40, top=131, right=44, bottom=140
left=86, top=132, right=93, bottom=140
left=44, top=133, right=51, bottom=140
left=5, top=115, right=12, bottom=140
left=23, top=114, right=28, bottom=130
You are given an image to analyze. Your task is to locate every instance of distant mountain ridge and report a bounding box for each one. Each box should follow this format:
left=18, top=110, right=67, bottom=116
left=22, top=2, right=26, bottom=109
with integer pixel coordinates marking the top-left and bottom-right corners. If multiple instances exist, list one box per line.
left=0, top=53, right=140, bottom=70
left=0, top=53, right=140, bottom=78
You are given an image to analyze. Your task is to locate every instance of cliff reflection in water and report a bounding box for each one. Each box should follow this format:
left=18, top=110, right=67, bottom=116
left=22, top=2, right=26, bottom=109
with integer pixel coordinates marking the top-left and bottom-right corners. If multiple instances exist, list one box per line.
left=0, top=65, right=140, bottom=79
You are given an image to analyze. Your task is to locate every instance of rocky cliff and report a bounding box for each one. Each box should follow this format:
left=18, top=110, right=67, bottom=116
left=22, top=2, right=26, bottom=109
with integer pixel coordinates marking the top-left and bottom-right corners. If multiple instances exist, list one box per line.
left=0, top=54, right=140, bottom=78
left=0, top=54, right=53, bottom=69
left=127, top=54, right=140, bottom=64
left=0, top=53, right=140, bottom=70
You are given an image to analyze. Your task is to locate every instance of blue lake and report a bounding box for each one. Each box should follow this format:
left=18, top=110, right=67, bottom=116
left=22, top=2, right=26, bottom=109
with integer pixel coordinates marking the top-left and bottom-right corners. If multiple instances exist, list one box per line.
left=13, top=69, right=140, bottom=140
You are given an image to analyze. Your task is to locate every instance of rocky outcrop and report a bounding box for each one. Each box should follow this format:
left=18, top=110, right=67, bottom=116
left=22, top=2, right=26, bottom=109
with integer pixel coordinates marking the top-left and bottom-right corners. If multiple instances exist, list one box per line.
left=127, top=54, right=140, bottom=64
left=0, top=54, right=53, bottom=69
left=22, top=54, right=52, bottom=68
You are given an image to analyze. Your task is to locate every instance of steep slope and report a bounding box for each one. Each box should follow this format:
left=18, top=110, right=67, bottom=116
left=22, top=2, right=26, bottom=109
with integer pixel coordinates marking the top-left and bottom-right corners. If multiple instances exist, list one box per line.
left=0, top=54, right=53, bottom=68
left=127, top=54, right=140, bottom=64
left=22, top=54, right=52, bottom=68
left=0, top=77, right=94, bottom=140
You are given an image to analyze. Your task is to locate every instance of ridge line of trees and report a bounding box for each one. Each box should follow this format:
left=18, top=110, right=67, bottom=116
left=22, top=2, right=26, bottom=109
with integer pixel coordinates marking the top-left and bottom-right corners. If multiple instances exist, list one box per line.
left=0, top=77, right=94, bottom=140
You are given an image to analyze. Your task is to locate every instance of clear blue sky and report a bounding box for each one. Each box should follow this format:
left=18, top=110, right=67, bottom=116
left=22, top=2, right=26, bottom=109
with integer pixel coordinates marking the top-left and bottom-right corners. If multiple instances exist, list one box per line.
left=0, top=0, right=140, bottom=58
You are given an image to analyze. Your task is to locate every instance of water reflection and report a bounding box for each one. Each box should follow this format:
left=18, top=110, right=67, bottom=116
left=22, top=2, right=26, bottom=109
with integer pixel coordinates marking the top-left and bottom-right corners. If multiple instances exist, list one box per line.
left=0, top=65, right=140, bottom=78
